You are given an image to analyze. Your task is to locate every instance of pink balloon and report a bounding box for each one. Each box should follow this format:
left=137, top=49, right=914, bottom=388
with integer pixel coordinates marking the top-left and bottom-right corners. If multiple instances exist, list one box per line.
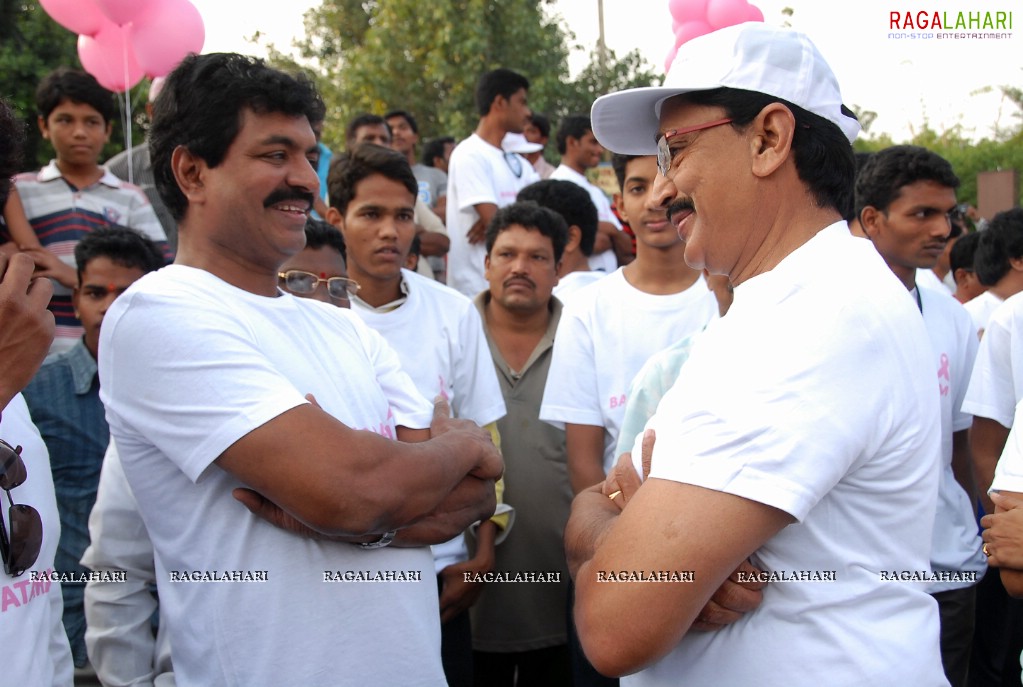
left=671, top=17, right=682, bottom=34
left=668, top=0, right=709, bottom=24
left=129, top=0, right=205, bottom=78
left=675, top=20, right=713, bottom=47
left=78, top=20, right=145, bottom=93
left=664, top=44, right=680, bottom=73
left=40, top=0, right=106, bottom=37
left=93, top=0, right=153, bottom=27
left=745, top=4, right=764, bottom=22
left=706, top=0, right=751, bottom=30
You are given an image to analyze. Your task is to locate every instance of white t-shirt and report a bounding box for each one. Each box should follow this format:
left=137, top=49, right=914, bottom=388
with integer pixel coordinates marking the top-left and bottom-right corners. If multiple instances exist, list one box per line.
left=552, top=270, right=606, bottom=305
left=446, top=133, right=539, bottom=298
left=963, top=291, right=1023, bottom=428
left=550, top=164, right=619, bottom=273
left=917, top=267, right=953, bottom=295
left=0, top=395, right=73, bottom=687
left=98, top=265, right=443, bottom=687
left=540, top=268, right=718, bottom=474
left=626, top=223, right=946, bottom=687
left=918, top=286, right=986, bottom=592
left=351, top=269, right=506, bottom=572
left=963, top=289, right=1005, bottom=339
left=991, top=400, right=1023, bottom=492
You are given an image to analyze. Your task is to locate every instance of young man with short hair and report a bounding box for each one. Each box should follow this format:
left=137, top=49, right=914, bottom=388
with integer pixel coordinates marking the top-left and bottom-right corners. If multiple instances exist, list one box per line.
left=950, top=231, right=986, bottom=304
left=966, top=208, right=1023, bottom=338
left=386, top=109, right=447, bottom=222
left=8, top=68, right=168, bottom=355
left=551, top=114, right=629, bottom=272
left=277, top=217, right=356, bottom=307
left=523, top=113, right=555, bottom=179
left=422, top=136, right=455, bottom=174
left=327, top=143, right=507, bottom=687
left=23, top=226, right=163, bottom=668
left=540, top=152, right=718, bottom=495
left=446, top=68, right=539, bottom=297
left=857, top=145, right=983, bottom=687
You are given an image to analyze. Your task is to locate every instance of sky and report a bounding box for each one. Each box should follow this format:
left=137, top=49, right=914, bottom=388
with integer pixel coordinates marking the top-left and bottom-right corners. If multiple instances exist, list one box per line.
left=188, top=0, right=1023, bottom=142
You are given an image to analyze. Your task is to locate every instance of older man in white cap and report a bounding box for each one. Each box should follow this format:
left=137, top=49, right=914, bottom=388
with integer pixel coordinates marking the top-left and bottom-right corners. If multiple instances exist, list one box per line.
left=565, top=22, right=949, bottom=686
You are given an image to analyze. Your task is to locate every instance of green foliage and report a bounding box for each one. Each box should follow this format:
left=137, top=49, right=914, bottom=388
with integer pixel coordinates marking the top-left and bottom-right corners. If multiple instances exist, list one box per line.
left=263, top=0, right=657, bottom=153
left=0, top=1, right=148, bottom=171
left=556, top=47, right=662, bottom=120
left=855, top=125, right=1023, bottom=206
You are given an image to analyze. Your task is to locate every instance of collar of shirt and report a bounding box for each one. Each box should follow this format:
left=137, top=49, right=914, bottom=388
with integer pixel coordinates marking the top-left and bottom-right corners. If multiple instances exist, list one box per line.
left=39, top=159, right=126, bottom=189
left=65, top=338, right=99, bottom=395
left=350, top=273, right=410, bottom=313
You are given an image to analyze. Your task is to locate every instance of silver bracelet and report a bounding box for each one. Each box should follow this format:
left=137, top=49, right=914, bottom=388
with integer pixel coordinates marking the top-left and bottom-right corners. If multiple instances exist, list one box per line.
left=358, top=530, right=397, bottom=549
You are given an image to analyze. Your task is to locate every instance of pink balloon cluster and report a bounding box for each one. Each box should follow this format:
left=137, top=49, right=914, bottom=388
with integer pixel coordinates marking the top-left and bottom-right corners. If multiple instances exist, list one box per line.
left=39, top=0, right=205, bottom=92
left=665, top=0, right=763, bottom=72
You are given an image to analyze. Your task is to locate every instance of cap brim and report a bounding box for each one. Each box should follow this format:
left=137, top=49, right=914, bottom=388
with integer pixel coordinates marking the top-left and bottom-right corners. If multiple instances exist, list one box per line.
left=591, top=86, right=700, bottom=155
left=507, top=142, right=543, bottom=153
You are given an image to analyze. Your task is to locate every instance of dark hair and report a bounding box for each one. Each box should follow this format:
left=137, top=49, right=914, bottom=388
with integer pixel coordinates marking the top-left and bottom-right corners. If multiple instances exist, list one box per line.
left=556, top=115, right=592, bottom=155
left=949, top=230, right=981, bottom=275
left=485, top=201, right=568, bottom=263
left=679, top=87, right=856, bottom=214
left=327, top=143, right=418, bottom=214
left=74, top=225, right=165, bottom=284
left=975, top=208, right=1023, bottom=286
left=345, top=114, right=391, bottom=147
left=528, top=113, right=551, bottom=139
left=0, top=98, right=26, bottom=208
left=384, top=109, right=418, bottom=135
left=151, top=53, right=324, bottom=222
left=35, top=67, right=115, bottom=123
left=421, top=136, right=455, bottom=168
left=854, top=145, right=960, bottom=221
left=517, top=180, right=597, bottom=256
left=475, top=68, right=529, bottom=116
left=408, top=233, right=421, bottom=257
left=304, top=217, right=346, bottom=261
left=611, top=153, right=643, bottom=192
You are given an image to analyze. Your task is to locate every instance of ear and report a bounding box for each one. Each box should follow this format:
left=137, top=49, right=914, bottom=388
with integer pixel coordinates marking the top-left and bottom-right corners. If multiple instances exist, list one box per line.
left=38, top=115, right=49, bottom=139
left=859, top=206, right=884, bottom=241
left=171, top=146, right=208, bottom=209
left=952, top=267, right=968, bottom=287
left=565, top=225, right=582, bottom=254
left=613, top=193, right=629, bottom=224
left=749, top=103, right=796, bottom=179
left=1010, top=256, right=1023, bottom=272
left=325, top=206, right=345, bottom=232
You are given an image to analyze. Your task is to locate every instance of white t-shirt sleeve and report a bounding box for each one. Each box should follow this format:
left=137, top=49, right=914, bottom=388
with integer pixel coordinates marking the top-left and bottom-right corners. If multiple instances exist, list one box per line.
left=952, top=308, right=980, bottom=432
left=452, top=147, right=499, bottom=210
left=100, top=291, right=309, bottom=483
left=451, top=304, right=506, bottom=426
left=992, top=401, right=1023, bottom=493
left=539, top=303, right=603, bottom=429
left=352, top=316, right=434, bottom=430
left=963, top=308, right=1015, bottom=427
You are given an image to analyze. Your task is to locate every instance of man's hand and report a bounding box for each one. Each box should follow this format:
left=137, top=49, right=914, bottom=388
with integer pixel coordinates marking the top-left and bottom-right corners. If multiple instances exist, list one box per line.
left=429, top=396, right=504, bottom=481
left=438, top=520, right=497, bottom=623
left=21, top=246, right=77, bottom=288
left=592, top=429, right=766, bottom=632
left=0, top=252, right=55, bottom=407
left=466, top=218, right=487, bottom=245
left=982, top=492, right=1023, bottom=569
left=232, top=488, right=379, bottom=544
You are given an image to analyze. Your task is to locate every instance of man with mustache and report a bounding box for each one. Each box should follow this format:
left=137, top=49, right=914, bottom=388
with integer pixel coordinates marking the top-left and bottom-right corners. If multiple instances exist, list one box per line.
left=470, top=201, right=574, bottom=685
left=857, top=145, right=983, bottom=687
left=566, top=23, right=947, bottom=685
left=97, top=53, right=502, bottom=685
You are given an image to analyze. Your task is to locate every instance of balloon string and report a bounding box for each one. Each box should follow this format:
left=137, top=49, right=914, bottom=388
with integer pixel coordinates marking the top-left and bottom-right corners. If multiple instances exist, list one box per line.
left=121, top=32, right=133, bottom=186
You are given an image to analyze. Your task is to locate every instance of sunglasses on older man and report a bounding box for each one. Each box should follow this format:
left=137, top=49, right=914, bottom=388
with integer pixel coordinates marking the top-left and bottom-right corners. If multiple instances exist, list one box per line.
left=1, top=439, right=43, bottom=578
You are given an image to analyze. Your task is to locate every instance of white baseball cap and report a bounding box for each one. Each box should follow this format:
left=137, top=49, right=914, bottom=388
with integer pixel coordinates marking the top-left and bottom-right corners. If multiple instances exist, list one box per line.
left=591, top=22, right=860, bottom=154
left=501, top=132, right=543, bottom=154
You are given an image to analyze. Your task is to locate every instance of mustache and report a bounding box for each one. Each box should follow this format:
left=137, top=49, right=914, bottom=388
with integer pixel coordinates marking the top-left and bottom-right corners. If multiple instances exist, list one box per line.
left=263, top=187, right=315, bottom=209
left=666, top=198, right=694, bottom=221
left=503, top=276, right=535, bottom=289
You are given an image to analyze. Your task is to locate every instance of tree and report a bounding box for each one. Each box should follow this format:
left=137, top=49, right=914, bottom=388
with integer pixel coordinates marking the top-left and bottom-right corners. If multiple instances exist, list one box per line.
left=0, top=0, right=79, bottom=169
left=557, top=47, right=662, bottom=121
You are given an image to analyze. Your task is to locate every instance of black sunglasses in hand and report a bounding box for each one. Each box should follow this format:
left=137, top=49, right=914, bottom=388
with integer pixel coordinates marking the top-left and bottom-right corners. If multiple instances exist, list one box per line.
left=1, top=439, right=43, bottom=578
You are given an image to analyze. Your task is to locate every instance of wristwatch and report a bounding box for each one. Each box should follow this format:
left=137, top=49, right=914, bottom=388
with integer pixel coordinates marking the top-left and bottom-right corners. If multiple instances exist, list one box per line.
left=358, top=529, right=397, bottom=549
